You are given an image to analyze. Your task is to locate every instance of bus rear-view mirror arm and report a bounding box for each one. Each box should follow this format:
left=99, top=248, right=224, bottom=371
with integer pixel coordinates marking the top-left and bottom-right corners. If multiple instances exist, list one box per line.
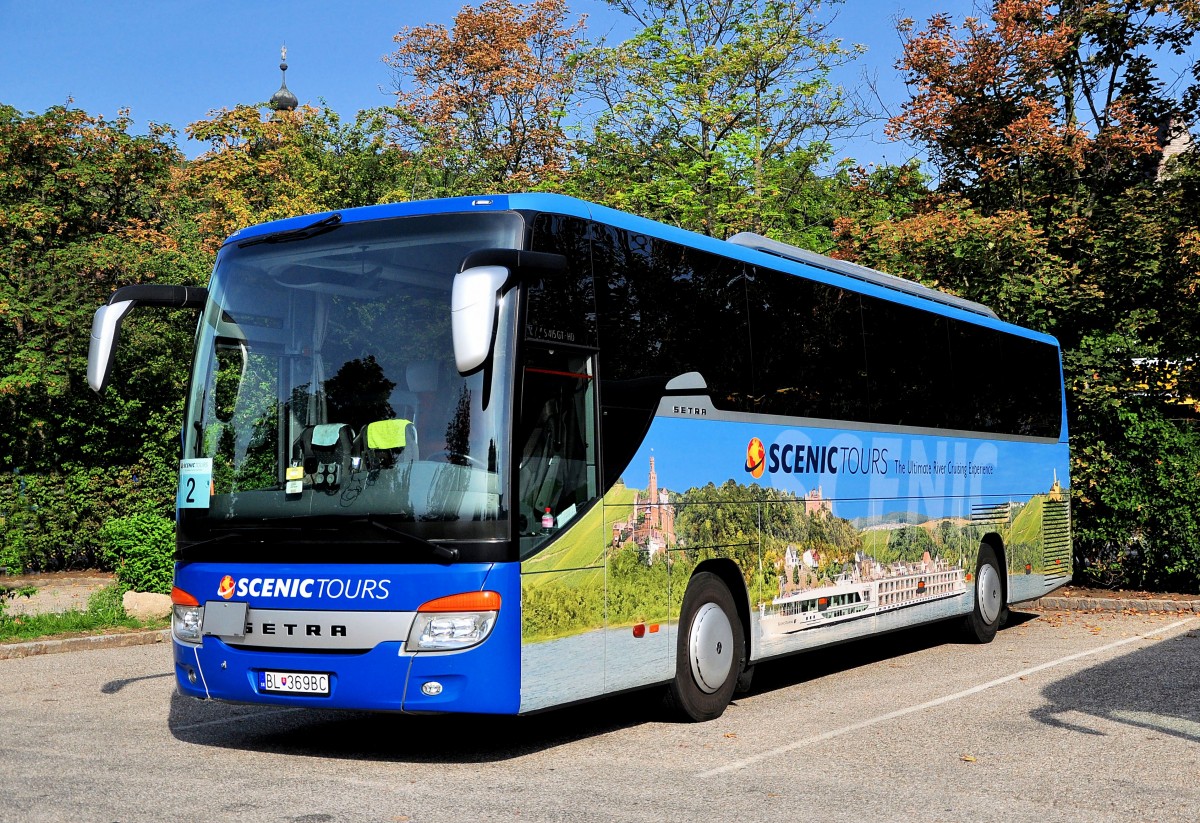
left=88, top=284, right=208, bottom=393
left=452, top=249, right=566, bottom=375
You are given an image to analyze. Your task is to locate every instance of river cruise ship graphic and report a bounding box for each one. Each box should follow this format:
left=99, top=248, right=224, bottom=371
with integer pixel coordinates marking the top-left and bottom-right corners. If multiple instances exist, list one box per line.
left=761, top=553, right=968, bottom=636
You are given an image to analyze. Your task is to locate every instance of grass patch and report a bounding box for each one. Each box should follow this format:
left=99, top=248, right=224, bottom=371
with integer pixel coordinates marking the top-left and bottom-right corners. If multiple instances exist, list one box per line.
left=0, top=584, right=168, bottom=643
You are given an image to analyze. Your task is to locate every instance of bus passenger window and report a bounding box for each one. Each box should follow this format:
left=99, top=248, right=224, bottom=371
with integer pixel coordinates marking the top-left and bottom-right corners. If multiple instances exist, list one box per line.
left=516, top=348, right=598, bottom=551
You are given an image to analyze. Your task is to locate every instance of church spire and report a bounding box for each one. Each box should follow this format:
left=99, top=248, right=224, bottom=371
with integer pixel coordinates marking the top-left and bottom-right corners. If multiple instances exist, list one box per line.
left=269, top=45, right=298, bottom=113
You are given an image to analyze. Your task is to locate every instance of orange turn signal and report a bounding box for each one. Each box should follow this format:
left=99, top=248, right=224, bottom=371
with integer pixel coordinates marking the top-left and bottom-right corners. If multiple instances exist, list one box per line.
left=417, top=590, right=501, bottom=613
left=171, top=587, right=199, bottom=606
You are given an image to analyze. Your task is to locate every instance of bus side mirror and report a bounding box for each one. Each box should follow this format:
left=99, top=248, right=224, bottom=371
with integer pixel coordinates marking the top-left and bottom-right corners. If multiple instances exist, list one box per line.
left=451, top=249, right=568, bottom=375
left=451, top=265, right=509, bottom=375
left=88, top=300, right=136, bottom=393
left=87, top=284, right=208, bottom=393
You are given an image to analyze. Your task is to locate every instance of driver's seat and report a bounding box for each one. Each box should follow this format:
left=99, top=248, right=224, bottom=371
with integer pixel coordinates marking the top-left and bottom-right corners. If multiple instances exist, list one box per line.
left=361, top=418, right=417, bottom=470
left=299, top=423, right=352, bottom=489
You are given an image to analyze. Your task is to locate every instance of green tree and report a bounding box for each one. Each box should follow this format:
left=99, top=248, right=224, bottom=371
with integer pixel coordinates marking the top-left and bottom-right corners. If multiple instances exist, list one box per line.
left=577, top=0, right=863, bottom=238
left=886, top=525, right=936, bottom=564
left=0, top=104, right=204, bottom=570
left=0, top=105, right=188, bottom=458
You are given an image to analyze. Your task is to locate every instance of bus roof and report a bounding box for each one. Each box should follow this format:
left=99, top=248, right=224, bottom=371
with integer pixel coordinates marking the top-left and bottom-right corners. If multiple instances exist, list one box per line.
left=726, top=232, right=999, bottom=319
left=224, top=192, right=1054, bottom=344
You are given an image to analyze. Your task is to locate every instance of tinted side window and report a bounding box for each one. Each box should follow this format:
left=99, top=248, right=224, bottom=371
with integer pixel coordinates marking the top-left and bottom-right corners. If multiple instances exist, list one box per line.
left=747, top=269, right=867, bottom=421
left=747, top=265, right=1061, bottom=437
left=527, top=214, right=597, bottom=348
left=947, top=319, right=1062, bottom=437
left=1012, top=336, right=1063, bottom=437
left=593, top=225, right=752, bottom=411
left=860, top=293, right=952, bottom=428
left=947, top=320, right=1005, bottom=433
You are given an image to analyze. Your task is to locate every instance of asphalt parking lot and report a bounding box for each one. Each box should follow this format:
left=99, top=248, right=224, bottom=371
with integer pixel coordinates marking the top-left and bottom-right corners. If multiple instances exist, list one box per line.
left=2, top=608, right=1198, bottom=823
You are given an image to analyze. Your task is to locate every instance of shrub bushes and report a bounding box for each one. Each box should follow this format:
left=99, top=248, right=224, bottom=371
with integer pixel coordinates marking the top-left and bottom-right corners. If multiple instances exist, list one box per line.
left=1072, top=407, right=1200, bottom=593
left=0, top=463, right=172, bottom=575
left=98, top=513, right=175, bottom=594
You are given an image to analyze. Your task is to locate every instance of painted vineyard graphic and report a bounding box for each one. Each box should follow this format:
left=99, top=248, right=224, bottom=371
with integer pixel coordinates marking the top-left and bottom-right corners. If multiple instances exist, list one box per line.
left=523, top=460, right=1068, bottom=640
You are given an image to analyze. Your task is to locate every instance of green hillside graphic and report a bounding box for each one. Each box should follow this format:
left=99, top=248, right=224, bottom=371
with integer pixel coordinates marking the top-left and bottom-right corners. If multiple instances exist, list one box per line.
left=522, top=481, right=635, bottom=584
left=1010, top=495, right=1044, bottom=546
left=521, top=482, right=636, bottom=642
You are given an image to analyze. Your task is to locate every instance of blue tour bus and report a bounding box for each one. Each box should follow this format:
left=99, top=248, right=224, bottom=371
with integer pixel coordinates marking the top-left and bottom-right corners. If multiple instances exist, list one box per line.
left=88, top=194, right=1070, bottom=721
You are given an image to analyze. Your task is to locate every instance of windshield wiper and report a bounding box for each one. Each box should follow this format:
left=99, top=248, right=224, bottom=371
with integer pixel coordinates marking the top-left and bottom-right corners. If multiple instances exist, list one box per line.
left=356, top=517, right=460, bottom=562
left=237, top=213, right=342, bottom=248
left=176, top=526, right=309, bottom=559
left=176, top=530, right=247, bottom=559
left=178, top=518, right=459, bottom=562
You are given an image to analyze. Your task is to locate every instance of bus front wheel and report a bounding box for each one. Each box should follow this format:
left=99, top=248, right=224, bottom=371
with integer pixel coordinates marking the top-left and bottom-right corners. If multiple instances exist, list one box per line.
left=964, top=543, right=1005, bottom=643
left=666, top=572, right=744, bottom=721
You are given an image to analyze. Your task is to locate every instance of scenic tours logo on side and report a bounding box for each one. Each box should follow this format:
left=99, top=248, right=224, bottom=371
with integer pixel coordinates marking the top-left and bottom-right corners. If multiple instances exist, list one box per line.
left=745, top=437, right=765, bottom=478
left=745, top=436, right=891, bottom=478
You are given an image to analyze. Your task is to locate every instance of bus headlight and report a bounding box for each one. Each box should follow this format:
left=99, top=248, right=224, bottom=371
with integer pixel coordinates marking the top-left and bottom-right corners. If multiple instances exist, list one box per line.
left=173, top=604, right=204, bottom=644
left=171, top=587, right=203, bottom=645
left=407, top=591, right=500, bottom=652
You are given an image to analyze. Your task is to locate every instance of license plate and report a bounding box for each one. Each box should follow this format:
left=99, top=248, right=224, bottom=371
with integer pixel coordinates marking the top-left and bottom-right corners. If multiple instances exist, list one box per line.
left=259, top=671, right=330, bottom=696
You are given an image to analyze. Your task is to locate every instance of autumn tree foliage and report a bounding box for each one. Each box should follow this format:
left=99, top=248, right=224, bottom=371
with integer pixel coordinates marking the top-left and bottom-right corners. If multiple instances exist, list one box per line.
left=874, top=0, right=1200, bottom=365
left=838, top=0, right=1200, bottom=590
left=181, top=104, right=404, bottom=253
left=887, top=0, right=1195, bottom=211
left=384, top=0, right=584, bottom=195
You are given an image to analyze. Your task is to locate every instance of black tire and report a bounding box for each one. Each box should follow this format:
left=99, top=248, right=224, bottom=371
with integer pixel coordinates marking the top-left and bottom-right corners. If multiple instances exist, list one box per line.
left=964, top=543, right=1005, bottom=643
left=734, top=664, right=756, bottom=695
left=665, top=572, right=745, bottom=721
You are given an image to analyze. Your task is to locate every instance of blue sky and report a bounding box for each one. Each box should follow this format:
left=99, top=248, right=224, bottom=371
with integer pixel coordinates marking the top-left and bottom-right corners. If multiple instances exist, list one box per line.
left=0, top=0, right=951, bottom=166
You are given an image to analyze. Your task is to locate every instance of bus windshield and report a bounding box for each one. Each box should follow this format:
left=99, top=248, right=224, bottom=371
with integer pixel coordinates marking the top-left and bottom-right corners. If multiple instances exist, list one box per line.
left=178, top=211, right=523, bottom=549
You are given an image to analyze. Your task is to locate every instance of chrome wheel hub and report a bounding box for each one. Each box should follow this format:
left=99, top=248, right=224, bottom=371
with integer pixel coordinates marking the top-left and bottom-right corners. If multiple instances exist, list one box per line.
left=689, top=602, right=734, bottom=694
left=977, top=562, right=1003, bottom=624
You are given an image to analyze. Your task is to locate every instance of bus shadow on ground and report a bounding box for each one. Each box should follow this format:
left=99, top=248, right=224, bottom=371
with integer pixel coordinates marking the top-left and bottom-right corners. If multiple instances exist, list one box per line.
left=742, top=610, right=1039, bottom=699
left=167, top=686, right=664, bottom=762
left=168, top=614, right=1034, bottom=761
left=1032, top=620, right=1200, bottom=742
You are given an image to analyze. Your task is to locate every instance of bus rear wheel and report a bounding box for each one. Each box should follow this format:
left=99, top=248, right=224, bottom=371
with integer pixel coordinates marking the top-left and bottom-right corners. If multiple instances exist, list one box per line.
left=964, top=543, right=1005, bottom=643
left=666, top=572, right=744, bottom=721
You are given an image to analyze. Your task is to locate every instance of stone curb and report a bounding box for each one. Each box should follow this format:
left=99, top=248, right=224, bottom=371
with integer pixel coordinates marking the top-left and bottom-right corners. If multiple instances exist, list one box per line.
left=0, top=629, right=170, bottom=660
left=1019, top=596, right=1200, bottom=614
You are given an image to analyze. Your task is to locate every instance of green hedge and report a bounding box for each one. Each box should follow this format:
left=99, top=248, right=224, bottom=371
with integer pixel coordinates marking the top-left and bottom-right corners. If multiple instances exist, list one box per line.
left=98, top=513, right=175, bottom=594
left=0, top=464, right=171, bottom=575
left=1072, top=408, right=1200, bottom=593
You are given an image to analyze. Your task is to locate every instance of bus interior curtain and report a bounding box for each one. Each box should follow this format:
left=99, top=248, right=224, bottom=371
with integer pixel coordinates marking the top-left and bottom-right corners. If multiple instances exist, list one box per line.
left=520, top=397, right=563, bottom=515
left=308, top=295, right=329, bottom=426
